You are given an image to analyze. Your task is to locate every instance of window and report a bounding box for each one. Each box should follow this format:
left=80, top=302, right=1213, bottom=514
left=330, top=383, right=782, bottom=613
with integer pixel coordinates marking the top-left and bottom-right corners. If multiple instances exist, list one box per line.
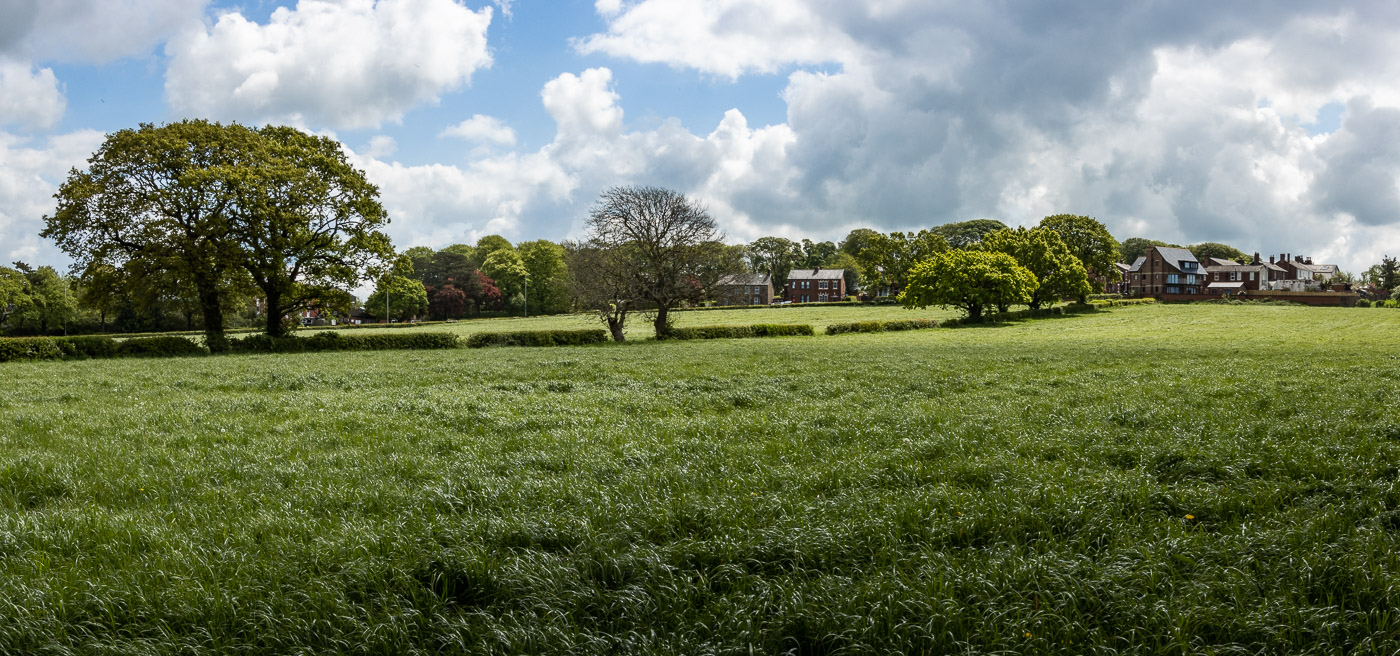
left=1167, top=274, right=1179, bottom=284
left=1250, top=272, right=1256, bottom=281
left=1182, top=261, right=1197, bottom=271
left=818, top=281, right=827, bottom=289
left=1166, top=286, right=1180, bottom=294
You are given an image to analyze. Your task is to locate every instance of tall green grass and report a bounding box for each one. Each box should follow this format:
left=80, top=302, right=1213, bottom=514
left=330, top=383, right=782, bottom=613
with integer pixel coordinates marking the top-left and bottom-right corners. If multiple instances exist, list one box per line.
left=1, top=303, right=1397, bottom=653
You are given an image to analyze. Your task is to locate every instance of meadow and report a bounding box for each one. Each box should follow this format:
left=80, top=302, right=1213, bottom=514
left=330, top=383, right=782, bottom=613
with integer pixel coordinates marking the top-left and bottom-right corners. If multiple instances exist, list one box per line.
left=2, top=303, right=1399, bottom=654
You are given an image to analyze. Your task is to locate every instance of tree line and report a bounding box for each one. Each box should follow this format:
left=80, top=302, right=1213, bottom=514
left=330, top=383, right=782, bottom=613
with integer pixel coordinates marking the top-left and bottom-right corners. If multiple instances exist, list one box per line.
left=9, top=120, right=1397, bottom=343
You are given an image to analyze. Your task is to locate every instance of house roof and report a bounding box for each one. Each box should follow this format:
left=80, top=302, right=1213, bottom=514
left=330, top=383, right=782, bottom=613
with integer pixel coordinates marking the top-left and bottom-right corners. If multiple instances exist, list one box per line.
left=1262, top=262, right=1286, bottom=272
left=1153, top=247, right=1201, bottom=272
left=1207, top=282, right=1245, bottom=289
left=719, top=273, right=772, bottom=286
left=1126, top=256, right=1146, bottom=273
left=1114, top=262, right=1132, bottom=273
left=1207, top=257, right=1243, bottom=267
left=1205, top=264, right=1264, bottom=272
left=787, top=268, right=845, bottom=281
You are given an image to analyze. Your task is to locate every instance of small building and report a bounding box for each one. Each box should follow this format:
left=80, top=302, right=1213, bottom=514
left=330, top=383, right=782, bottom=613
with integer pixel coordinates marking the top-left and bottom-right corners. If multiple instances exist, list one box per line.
left=716, top=273, right=773, bottom=306
left=786, top=268, right=846, bottom=303
left=1124, top=246, right=1207, bottom=299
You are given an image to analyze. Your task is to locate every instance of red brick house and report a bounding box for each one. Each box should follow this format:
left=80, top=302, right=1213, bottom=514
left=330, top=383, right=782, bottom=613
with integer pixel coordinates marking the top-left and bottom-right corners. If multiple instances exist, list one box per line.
left=786, top=268, right=846, bottom=303
left=716, top=273, right=774, bottom=306
left=1124, top=246, right=1207, bottom=299
left=1203, top=253, right=1286, bottom=295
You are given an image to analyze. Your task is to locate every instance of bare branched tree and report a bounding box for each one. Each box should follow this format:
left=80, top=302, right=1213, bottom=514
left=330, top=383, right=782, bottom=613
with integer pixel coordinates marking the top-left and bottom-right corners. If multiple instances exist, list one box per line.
left=564, top=239, right=636, bottom=342
left=584, top=186, right=739, bottom=339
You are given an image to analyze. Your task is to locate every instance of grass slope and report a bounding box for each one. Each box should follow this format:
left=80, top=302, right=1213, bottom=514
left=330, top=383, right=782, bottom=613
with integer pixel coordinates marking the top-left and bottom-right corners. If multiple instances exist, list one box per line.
left=2, top=304, right=1399, bottom=653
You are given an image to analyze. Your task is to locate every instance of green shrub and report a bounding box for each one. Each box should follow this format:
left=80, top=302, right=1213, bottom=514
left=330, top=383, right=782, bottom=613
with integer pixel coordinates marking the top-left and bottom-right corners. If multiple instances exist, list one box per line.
left=1356, top=299, right=1372, bottom=308
left=117, top=336, right=207, bottom=358
left=826, top=319, right=938, bottom=335
left=0, top=337, right=64, bottom=363
left=1386, top=300, right=1400, bottom=309
left=465, top=329, right=608, bottom=348
left=667, top=324, right=813, bottom=340
left=232, top=331, right=459, bottom=353
left=58, top=336, right=119, bottom=359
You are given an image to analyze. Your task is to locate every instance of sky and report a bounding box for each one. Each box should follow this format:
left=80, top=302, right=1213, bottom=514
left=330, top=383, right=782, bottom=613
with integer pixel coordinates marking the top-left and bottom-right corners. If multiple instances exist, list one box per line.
left=3, top=0, right=1400, bottom=275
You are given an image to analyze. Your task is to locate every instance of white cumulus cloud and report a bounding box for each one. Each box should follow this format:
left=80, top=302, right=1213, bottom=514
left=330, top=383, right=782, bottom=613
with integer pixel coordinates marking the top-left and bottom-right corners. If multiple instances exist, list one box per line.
left=440, top=114, right=517, bottom=146
left=165, top=0, right=494, bottom=130
left=0, top=58, right=65, bottom=130
left=0, top=129, right=107, bottom=265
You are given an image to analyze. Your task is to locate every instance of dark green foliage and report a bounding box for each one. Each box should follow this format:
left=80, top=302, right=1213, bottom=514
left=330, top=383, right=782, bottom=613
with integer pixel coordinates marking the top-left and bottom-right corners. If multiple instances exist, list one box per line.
left=116, top=336, right=207, bottom=358
left=56, top=336, right=118, bottom=359
left=826, top=318, right=938, bottom=335
left=667, top=323, right=814, bottom=340
left=230, top=331, right=459, bottom=353
left=1357, top=299, right=1373, bottom=307
left=0, top=337, right=63, bottom=362
left=465, top=329, right=609, bottom=348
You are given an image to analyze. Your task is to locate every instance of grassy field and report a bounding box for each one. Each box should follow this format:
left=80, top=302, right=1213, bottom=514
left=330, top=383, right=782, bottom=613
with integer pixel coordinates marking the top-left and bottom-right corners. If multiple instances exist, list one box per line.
left=308, top=302, right=967, bottom=340
left=2, top=303, right=1399, bottom=653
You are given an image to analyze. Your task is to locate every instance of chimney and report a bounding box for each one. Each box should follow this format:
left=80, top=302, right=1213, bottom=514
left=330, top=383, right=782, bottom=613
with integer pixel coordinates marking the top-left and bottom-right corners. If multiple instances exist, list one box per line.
left=1306, top=256, right=1313, bottom=265
left=1294, top=254, right=1302, bottom=263
left=1252, top=252, right=1260, bottom=265
left=1269, top=255, right=1275, bottom=264
left=812, top=267, right=819, bottom=274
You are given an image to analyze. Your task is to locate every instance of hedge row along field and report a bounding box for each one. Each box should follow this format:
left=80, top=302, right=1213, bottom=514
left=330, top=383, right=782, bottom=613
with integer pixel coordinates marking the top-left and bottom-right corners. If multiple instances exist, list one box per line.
left=0, top=332, right=463, bottom=362
left=465, top=329, right=609, bottom=348
left=1, top=303, right=1397, bottom=653
left=667, top=323, right=815, bottom=340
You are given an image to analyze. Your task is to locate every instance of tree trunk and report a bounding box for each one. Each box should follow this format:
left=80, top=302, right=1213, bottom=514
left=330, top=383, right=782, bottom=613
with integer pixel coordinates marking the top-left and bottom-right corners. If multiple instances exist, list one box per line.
left=264, top=288, right=288, bottom=337
left=653, top=305, right=671, bottom=339
left=608, top=316, right=626, bottom=342
left=967, top=304, right=983, bottom=322
left=198, top=283, right=228, bottom=352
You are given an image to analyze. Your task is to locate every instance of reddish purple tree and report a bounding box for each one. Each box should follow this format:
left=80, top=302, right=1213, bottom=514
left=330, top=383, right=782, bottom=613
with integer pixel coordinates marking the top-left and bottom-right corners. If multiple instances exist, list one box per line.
left=429, top=283, right=467, bottom=320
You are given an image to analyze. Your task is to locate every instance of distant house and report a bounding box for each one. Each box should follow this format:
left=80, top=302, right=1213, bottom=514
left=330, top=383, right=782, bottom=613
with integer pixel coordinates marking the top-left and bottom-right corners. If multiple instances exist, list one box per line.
left=1124, top=246, right=1207, bottom=298
left=1272, top=254, right=1337, bottom=284
left=786, top=268, right=846, bottom=303
left=1204, top=253, right=1286, bottom=295
left=716, top=273, right=773, bottom=306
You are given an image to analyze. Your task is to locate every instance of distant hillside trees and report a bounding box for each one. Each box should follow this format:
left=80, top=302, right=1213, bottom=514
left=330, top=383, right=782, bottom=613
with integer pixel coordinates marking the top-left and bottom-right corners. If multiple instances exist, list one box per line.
left=1188, top=242, right=1248, bottom=263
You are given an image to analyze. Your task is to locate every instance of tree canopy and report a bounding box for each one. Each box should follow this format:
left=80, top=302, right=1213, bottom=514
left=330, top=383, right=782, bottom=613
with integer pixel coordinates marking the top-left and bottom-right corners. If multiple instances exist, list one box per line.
left=898, top=249, right=1037, bottom=320
left=366, top=275, right=427, bottom=322
left=518, top=240, right=571, bottom=314
left=1188, top=242, right=1248, bottom=264
left=930, top=219, right=1008, bottom=249
left=1119, top=237, right=1176, bottom=263
left=984, top=227, right=1092, bottom=309
left=42, top=120, right=393, bottom=345
left=1038, top=214, right=1120, bottom=296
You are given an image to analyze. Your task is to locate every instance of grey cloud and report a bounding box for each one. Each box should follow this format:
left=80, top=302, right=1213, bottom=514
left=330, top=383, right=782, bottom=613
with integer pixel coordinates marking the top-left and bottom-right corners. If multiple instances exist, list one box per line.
left=1312, top=101, right=1400, bottom=227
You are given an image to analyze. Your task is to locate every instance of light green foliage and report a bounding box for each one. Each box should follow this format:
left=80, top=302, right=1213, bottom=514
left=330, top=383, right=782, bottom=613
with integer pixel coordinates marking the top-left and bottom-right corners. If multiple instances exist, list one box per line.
left=984, top=227, right=1092, bottom=309
left=12, top=266, right=77, bottom=333
left=441, top=243, right=476, bottom=262
left=1038, top=214, right=1121, bottom=292
left=474, top=235, right=514, bottom=263
left=517, top=240, right=570, bottom=314
left=0, top=266, right=33, bottom=329
left=929, top=219, right=1008, bottom=249
left=365, top=275, right=428, bottom=321
left=1188, top=242, right=1248, bottom=263
left=481, top=248, right=528, bottom=299
left=2, top=304, right=1399, bottom=652
left=899, top=249, right=1037, bottom=319
left=799, top=239, right=837, bottom=268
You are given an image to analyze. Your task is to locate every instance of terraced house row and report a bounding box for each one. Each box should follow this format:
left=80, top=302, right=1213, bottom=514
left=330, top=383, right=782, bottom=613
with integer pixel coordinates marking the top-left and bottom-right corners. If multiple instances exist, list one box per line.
left=1119, top=246, right=1357, bottom=306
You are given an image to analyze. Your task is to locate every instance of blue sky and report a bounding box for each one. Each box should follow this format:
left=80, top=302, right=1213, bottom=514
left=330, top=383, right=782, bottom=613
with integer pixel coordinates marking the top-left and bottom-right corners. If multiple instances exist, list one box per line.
left=3, top=0, right=1400, bottom=276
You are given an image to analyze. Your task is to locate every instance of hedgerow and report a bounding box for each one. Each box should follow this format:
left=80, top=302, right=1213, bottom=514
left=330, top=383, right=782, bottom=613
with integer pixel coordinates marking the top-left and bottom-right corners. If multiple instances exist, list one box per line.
left=115, top=336, right=207, bottom=358
left=667, top=324, right=814, bottom=340
left=465, top=329, right=609, bottom=348
left=230, top=331, right=459, bottom=353
left=826, top=318, right=938, bottom=335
